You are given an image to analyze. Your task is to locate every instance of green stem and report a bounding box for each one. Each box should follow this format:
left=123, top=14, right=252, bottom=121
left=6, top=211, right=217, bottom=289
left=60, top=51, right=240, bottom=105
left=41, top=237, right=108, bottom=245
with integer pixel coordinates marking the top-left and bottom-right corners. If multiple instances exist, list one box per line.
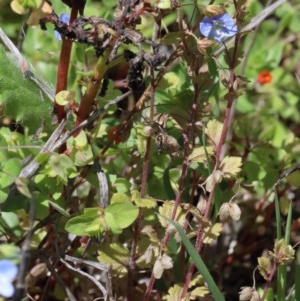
left=74, top=49, right=112, bottom=133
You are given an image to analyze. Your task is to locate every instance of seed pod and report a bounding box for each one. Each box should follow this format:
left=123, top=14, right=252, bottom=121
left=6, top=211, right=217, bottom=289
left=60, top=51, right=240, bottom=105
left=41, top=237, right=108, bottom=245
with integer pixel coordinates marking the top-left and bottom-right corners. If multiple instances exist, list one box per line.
left=219, top=202, right=241, bottom=221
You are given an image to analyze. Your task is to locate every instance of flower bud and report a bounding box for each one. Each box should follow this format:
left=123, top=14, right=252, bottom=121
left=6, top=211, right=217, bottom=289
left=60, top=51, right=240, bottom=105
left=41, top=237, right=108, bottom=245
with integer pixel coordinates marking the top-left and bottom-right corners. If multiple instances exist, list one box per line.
left=257, top=256, right=272, bottom=280
left=197, top=38, right=215, bottom=54
left=204, top=5, right=225, bottom=17
left=271, top=239, right=295, bottom=265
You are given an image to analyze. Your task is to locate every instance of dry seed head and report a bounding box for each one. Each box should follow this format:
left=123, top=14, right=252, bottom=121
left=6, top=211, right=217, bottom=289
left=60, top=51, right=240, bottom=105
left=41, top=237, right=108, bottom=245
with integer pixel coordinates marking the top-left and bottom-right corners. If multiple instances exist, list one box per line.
left=219, top=202, right=241, bottom=221
left=205, top=170, right=223, bottom=192
left=239, top=287, right=260, bottom=301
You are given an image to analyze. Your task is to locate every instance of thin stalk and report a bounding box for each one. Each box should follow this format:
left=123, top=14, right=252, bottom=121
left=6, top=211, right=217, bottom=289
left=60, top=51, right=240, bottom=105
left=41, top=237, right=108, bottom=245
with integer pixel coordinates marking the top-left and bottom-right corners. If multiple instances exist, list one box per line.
left=181, top=34, right=240, bottom=299
left=143, top=80, right=200, bottom=301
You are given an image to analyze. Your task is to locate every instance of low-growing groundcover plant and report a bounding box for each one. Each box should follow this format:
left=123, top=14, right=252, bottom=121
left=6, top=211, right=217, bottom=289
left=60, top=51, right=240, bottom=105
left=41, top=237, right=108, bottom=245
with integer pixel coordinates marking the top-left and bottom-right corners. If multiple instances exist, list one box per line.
left=0, top=0, right=300, bottom=300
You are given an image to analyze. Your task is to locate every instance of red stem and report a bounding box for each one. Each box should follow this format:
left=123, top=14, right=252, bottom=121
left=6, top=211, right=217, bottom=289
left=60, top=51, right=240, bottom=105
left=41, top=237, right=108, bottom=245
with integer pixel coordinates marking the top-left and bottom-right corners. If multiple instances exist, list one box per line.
left=54, top=6, right=78, bottom=123
left=261, top=262, right=278, bottom=301
left=180, top=36, right=240, bottom=299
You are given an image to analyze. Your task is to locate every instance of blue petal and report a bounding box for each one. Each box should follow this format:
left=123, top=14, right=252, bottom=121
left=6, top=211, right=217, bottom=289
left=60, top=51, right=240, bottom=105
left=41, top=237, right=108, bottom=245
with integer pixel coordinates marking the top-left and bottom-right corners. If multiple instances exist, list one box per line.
left=55, top=13, right=70, bottom=40
left=210, top=28, right=228, bottom=43
left=0, top=260, right=17, bottom=281
left=55, top=31, right=62, bottom=40
left=0, top=279, right=15, bottom=298
left=199, top=17, right=214, bottom=37
left=59, top=13, right=70, bottom=24
left=199, top=12, right=237, bottom=43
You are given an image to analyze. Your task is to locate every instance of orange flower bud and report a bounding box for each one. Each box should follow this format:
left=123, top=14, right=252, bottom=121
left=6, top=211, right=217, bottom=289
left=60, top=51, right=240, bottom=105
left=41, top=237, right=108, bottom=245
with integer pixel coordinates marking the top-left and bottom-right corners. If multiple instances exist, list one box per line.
left=257, top=71, right=272, bottom=85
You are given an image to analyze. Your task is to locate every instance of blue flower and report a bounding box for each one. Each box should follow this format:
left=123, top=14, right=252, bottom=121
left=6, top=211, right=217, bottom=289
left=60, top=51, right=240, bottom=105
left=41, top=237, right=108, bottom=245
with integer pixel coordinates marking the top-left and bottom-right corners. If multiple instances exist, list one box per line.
left=199, top=13, right=238, bottom=43
left=55, top=13, right=70, bottom=40
left=0, top=260, right=18, bottom=298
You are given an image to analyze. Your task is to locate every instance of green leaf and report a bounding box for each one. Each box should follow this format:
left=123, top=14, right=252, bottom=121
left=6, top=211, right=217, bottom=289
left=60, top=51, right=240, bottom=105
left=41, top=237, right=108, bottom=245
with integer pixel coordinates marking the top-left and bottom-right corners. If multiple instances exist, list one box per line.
left=131, top=190, right=157, bottom=208
left=0, top=158, right=22, bottom=188
left=44, top=153, right=77, bottom=182
left=0, top=189, right=8, bottom=203
left=157, top=72, right=181, bottom=92
left=55, top=90, right=72, bottom=106
left=15, top=177, right=32, bottom=198
left=0, top=243, right=20, bottom=261
left=104, top=202, right=138, bottom=234
left=158, top=214, right=226, bottom=301
left=110, top=192, right=130, bottom=203
left=157, top=0, right=171, bottom=9
left=65, top=208, right=105, bottom=236
left=48, top=200, right=70, bottom=218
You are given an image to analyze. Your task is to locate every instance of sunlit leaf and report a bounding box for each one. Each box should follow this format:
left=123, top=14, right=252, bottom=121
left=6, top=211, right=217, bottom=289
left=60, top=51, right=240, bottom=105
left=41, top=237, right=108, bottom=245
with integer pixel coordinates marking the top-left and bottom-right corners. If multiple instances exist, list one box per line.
left=97, top=243, right=129, bottom=277
left=65, top=208, right=105, bottom=236
left=104, top=202, right=138, bottom=234
left=205, top=119, right=223, bottom=147
left=220, top=156, right=242, bottom=177
left=10, top=0, right=28, bottom=14
left=162, top=284, right=183, bottom=301
left=158, top=201, right=185, bottom=227
left=157, top=72, right=181, bottom=91
left=188, top=146, right=214, bottom=163
left=55, top=90, right=73, bottom=106
left=189, top=286, right=210, bottom=299
left=203, top=223, right=223, bottom=244
left=0, top=243, right=20, bottom=260
left=131, top=190, right=157, bottom=208
left=110, top=192, right=130, bottom=203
